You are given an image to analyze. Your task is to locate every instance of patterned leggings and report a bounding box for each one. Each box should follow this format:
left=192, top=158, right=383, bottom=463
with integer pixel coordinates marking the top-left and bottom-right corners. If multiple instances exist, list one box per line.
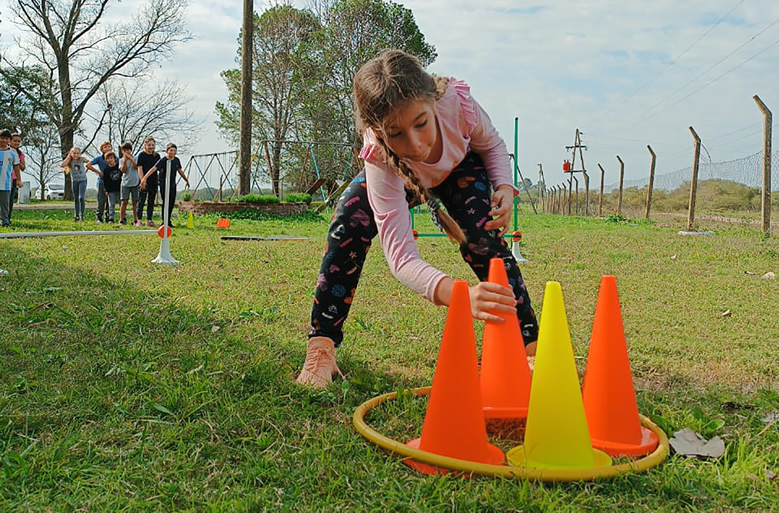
left=309, top=152, right=538, bottom=347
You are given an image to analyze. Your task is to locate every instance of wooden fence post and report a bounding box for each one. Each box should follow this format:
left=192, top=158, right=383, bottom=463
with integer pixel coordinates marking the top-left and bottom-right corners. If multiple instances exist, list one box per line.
left=645, top=145, right=656, bottom=220
left=687, top=127, right=702, bottom=231
left=597, top=163, right=605, bottom=217
left=754, top=95, right=772, bottom=237
left=616, top=155, right=625, bottom=215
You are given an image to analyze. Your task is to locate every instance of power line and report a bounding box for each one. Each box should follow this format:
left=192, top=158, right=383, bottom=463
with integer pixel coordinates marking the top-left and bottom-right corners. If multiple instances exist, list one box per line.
left=633, top=16, right=779, bottom=121
left=586, top=0, right=747, bottom=128
left=602, top=31, right=779, bottom=135
left=620, top=0, right=747, bottom=103
left=653, top=36, right=779, bottom=114
left=706, top=120, right=762, bottom=142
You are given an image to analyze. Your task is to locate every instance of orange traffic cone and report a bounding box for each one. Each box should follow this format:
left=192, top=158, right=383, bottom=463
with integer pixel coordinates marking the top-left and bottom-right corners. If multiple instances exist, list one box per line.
left=406, top=280, right=505, bottom=474
left=481, top=258, right=532, bottom=419
left=582, top=275, right=659, bottom=457
left=506, top=281, right=612, bottom=470
left=216, top=218, right=231, bottom=229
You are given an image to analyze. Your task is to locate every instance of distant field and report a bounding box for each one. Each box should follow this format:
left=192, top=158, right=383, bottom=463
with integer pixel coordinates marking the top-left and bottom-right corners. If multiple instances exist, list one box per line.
left=0, top=209, right=777, bottom=511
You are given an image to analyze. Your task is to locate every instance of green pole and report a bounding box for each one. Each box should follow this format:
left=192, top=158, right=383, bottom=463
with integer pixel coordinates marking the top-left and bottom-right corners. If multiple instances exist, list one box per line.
left=513, top=117, right=519, bottom=232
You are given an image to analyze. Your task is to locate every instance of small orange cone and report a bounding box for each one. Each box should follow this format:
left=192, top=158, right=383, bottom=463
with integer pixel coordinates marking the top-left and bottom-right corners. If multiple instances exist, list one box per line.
left=506, top=281, right=612, bottom=470
left=480, top=258, right=532, bottom=419
left=406, top=280, right=505, bottom=474
left=216, top=218, right=231, bottom=229
left=582, top=275, right=659, bottom=457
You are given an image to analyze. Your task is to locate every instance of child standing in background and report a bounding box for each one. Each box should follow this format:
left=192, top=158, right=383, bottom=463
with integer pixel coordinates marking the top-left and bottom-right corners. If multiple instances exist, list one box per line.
left=118, top=142, right=142, bottom=226
left=101, top=152, right=122, bottom=223
left=60, top=146, right=89, bottom=222
left=9, top=133, right=25, bottom=224
left=86, top=141, right=112, bottom=223
left=136, top=136, right=160, bottom=227
left=145, top=143, right=189, bottom=228
left=297, top=50, right=538, bottom=387
left=0, top=129, right=22, bottom=227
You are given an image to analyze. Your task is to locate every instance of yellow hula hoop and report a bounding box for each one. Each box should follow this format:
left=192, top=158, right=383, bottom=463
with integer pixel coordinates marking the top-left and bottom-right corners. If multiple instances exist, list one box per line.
left=352, top=386, right=670, bottom=482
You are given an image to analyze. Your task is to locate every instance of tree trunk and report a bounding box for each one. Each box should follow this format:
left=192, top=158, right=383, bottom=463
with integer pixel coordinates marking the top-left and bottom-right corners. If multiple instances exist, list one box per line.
left=58, top=56, right=75, bottom=201
left=271, top=141, right=283, bottom=197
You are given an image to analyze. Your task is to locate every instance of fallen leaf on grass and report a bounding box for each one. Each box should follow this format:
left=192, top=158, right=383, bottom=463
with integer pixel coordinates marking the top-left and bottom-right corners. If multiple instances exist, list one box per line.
left=670, top=255, right=677, bottom=260
left=211, top=325, right=220, bottom=333
left=721, top=309, right=732, bottom=317
left=762, top=272, right=776, bottom=280
left=762, top=411, right=779, bottom=424
left=669, top=428, right=725, bottom=458
left=767, top=469, right=776, bottom=480
left=721, top=401, right=755, bottom=413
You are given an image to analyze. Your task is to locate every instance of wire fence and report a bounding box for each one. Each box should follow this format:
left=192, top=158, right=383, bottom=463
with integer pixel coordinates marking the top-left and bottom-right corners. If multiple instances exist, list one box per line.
left=605, top=149, right=779, bottom=192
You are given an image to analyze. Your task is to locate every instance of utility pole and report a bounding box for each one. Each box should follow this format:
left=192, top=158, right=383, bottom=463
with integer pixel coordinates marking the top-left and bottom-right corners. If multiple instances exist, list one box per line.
left=565, top=129, right=588, bottom=215
left=537, top=163, right=545, bottom=213
left=239, top=0, right=254, bottom=196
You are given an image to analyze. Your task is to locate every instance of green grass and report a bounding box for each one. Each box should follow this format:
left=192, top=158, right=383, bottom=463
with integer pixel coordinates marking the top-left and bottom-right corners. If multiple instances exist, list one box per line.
left=1, top=208, right=778, bottom=511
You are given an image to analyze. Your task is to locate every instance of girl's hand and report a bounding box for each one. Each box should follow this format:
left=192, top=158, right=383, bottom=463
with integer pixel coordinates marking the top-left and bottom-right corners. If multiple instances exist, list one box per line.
left=468, top=281, right=517, bottom=323
left=485, top=185, right=514, bottom=236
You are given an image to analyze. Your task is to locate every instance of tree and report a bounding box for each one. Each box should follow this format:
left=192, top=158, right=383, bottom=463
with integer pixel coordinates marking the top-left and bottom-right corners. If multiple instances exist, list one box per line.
left=93, top=80, right=202, bottom=153
left=216, top=0, right=436, bottom=194
left=310, top=0, right=437, bottom=146
left=0, top=65, right=62, bottom=198
left=217, top=4, right=321, bottom=197
left=3, top=0, right=191, bottom=199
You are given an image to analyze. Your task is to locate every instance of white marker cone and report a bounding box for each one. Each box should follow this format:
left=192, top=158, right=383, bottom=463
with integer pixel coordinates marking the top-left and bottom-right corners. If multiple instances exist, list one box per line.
left=512, top=240, right=529, bottom=263
left=152, top=159, right=179, bottom=265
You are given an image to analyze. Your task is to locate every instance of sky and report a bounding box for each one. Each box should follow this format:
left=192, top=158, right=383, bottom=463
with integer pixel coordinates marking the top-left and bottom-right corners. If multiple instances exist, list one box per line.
left=2, top=0, right=779, bottom=188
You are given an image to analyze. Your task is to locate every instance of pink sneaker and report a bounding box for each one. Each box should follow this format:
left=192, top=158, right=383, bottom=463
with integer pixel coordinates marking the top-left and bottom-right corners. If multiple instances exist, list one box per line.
left=296, top=337, right=343, bottom=387
left=134, top=220, right=142, bottom=227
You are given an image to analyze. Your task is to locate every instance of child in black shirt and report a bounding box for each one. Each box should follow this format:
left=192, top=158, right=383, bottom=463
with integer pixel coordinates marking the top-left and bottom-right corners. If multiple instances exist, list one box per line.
left=100, top=152, right=122, bottom=223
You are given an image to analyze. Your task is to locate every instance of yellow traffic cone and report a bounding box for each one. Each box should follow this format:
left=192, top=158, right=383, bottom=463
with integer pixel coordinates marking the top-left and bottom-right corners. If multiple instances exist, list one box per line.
left=506, top=281, right=612, bottom=470
left=187, top=211, right=194, bottom=229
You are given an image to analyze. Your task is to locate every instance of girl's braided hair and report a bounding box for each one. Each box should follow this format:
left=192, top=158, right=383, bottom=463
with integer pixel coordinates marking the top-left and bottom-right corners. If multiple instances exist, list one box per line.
left=354, top=49, right=466, bottom=245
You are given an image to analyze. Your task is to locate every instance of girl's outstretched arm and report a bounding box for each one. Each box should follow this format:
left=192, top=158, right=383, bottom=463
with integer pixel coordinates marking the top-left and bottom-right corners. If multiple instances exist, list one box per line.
left=433, top=277, right=517, bottom=323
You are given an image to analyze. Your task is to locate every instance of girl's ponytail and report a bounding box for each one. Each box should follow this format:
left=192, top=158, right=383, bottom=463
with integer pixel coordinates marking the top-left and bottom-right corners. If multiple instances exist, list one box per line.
left=380, top=141, right=466, bottom=245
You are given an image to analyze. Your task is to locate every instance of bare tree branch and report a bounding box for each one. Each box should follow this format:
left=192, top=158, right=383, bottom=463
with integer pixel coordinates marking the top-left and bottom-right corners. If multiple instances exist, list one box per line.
left=7, top=0, right=192, bottom=199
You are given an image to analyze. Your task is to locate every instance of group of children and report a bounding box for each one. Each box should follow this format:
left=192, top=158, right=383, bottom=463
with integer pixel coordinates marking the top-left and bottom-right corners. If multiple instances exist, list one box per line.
left=0, top=130, right=26, bottom=228
left=60, top=137, right=189, bottom=226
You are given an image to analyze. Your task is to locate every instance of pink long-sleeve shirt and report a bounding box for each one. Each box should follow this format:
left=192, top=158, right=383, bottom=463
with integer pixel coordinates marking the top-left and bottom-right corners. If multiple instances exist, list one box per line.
left=360, top=78, right=516, bottom=304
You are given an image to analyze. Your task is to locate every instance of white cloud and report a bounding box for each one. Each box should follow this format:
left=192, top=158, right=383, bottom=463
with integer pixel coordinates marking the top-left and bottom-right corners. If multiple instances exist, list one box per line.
left=2, top=0, right=778, bottom=185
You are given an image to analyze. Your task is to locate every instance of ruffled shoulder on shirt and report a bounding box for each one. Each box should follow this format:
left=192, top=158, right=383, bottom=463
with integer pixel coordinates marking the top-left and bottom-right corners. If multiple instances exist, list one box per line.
left=358, top=127, right=383, bottom=162
left=450, top=78, right=478, bottom=133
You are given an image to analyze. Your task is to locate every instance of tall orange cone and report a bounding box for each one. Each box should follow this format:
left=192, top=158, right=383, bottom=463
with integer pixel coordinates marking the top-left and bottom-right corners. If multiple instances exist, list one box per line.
left=406, top=280, right=505, bottom=474
left=582, top=275, right=659, bottom=457
left=481, top=258, right=532, bottom=419
left=506, top=281, right=612, bottom=470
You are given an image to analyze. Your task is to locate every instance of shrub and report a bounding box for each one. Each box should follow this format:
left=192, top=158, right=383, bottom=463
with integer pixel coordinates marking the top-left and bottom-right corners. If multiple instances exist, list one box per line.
left=238, top=194, right=280, bottom=204
left=284, top=193, right=312, bottom=204
left=182, top=192, right=192, bottom=202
